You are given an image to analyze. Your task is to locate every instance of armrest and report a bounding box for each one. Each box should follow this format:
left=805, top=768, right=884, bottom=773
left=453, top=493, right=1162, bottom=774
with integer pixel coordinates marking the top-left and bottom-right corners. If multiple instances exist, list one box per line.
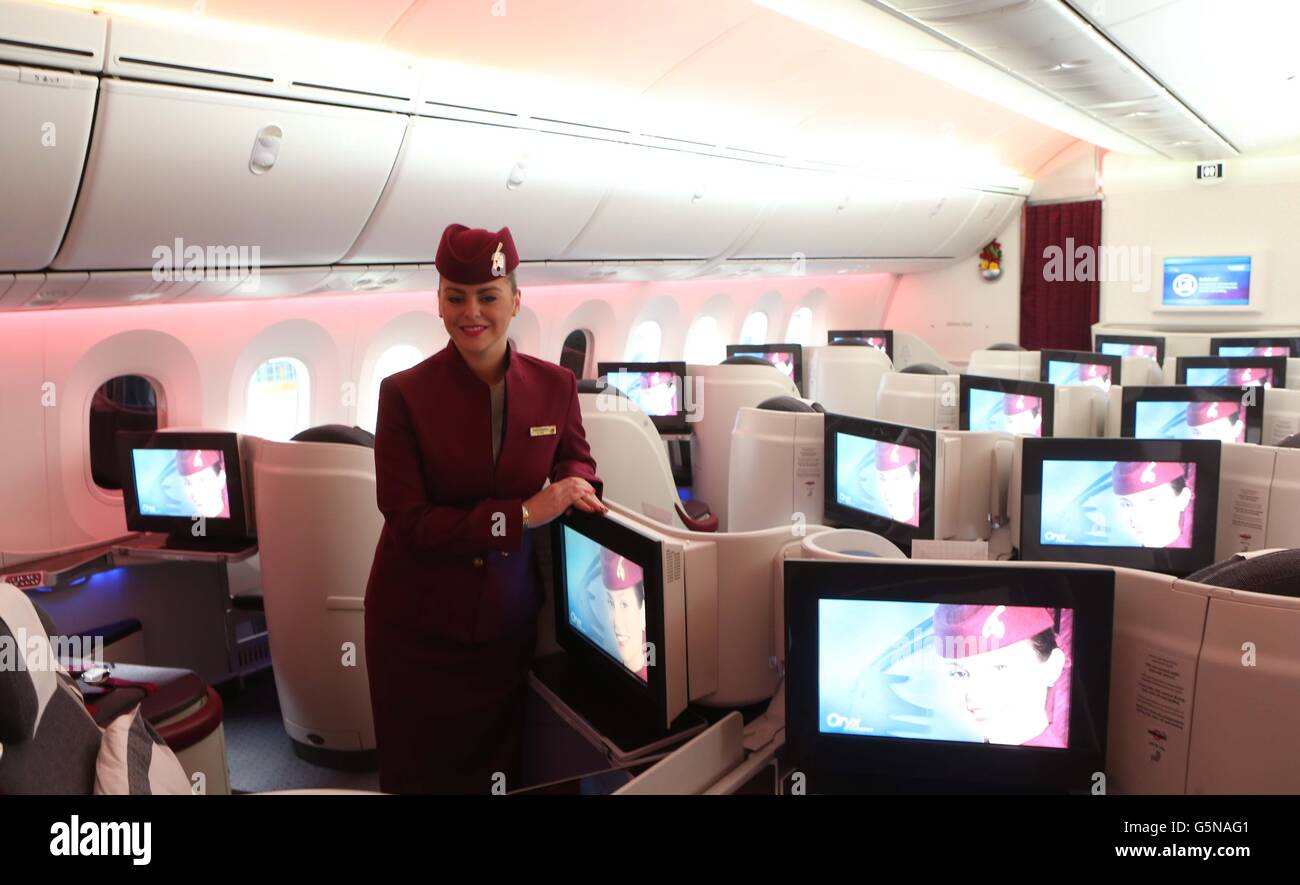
left=676, top=501, right=719, bottom=533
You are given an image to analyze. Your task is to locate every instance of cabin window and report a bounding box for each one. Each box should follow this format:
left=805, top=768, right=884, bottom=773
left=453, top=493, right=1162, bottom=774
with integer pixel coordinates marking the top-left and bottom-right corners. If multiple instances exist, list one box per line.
left=786, top=307, right=813, bottom=346
left=246, top=357, right=311, bottom=441
left=90, top=375, right=160, bottom=491
left=684, top=316, right=725, bottom=365
left=560, top=329, right=592, bottom=379
left=626, top=321, right=662, bottom=362
left=364, top=345, right=424, bottom=432
left=739, top=311, right=769, bottom=345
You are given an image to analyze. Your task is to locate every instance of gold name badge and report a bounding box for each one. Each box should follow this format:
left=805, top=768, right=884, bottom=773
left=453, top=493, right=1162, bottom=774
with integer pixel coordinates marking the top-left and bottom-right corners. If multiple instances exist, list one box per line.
left=530, top=425, right=557, bottom=437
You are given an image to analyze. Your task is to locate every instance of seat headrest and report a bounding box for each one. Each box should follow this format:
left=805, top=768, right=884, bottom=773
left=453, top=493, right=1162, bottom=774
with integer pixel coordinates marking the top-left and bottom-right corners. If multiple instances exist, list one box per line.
left=900, top=363, right=947, bottom=375
left=721, top=356, right=772, bottom=367
left=579, top=379, right=629, bottom=399
left=1278, top=433, right=1300, bottom=449
left=757, top=395, right=816, bottom=413
left=0, top=583, right=61, bottom=745
left=986, top=343, right=1026, bottom=352
left=1186, top=549, right=1300, bottom=599
left=290, top=424, right=376, bottom=448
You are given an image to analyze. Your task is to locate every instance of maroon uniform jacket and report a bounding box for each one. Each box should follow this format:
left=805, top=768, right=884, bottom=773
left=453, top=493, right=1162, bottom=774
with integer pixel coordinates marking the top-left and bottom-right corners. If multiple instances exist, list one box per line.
left=365, top=343, right=602, bottom=643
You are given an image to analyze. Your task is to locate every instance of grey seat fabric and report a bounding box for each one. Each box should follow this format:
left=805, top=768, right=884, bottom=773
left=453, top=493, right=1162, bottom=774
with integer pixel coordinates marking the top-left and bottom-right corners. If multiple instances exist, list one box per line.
left=900, top=363, right=947, bottom=375
left=1186, top=549, right=1300, bottom=599
left=757, top=395, right=816, bottom=413
left=721, top=356, right=771, bottom=367
left=0, top=597, right=102, bottom=794
left=1278, top=433, right=1300, bottom=449
left=987, top=343, right=1026, bottom=351
left=290, top=424, right=375, bottom=448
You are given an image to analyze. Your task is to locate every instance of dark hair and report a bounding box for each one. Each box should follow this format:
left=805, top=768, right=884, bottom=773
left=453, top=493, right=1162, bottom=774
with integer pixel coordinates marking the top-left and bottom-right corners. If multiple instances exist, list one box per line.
left=1029, top=627, right=1058, bottom=662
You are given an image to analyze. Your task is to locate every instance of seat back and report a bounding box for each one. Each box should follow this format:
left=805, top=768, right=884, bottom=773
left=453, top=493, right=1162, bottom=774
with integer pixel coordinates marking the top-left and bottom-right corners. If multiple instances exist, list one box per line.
left=688, top=364, right=799, bottom=530
left=804, top=344, right=891, bottom=419
left=0, top=582, right=103, bottom=794
left=578, top=391, right=684, bottom=529
left=248, top=438, right=380, bottom=752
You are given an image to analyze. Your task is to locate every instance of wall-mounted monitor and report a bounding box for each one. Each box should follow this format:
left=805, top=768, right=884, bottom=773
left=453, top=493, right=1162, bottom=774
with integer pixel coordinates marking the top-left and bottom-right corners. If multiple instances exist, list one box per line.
left=1093, top=334, right=1165, bottom=367
left=1208, top=336, right=1299, bottom=358
left=725, top=343, right=804, bottom=395
left=1160, top=256, right=1255, bottom=309
left=1175, top=355, right=1286, bottom=389
left=823, top=414, right=935, bottom=551
left=828, top=330, right=893, bottom=361
left=1121, top=386, right=1264, bottom=445
left=117, top=431, right=253, bottom=538
left=960, top=376, right=1055, bottom=437
left=1041, top=350, right=1122, bottom=393
left=596, top=361, right=689, bottom=433
left=783, top=560, right=1113, bottom=793
left=1019, top=437, right=1221, bottom=577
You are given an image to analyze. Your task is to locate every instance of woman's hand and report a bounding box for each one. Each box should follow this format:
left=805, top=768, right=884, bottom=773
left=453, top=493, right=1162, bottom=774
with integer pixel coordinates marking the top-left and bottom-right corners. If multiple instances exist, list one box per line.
left=525, top=477, right=607, bottom=526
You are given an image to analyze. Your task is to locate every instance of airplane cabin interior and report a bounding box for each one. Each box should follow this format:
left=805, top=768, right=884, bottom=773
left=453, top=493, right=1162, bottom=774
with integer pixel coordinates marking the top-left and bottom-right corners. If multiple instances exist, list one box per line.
left=4, top=0, right=1300, bottom=810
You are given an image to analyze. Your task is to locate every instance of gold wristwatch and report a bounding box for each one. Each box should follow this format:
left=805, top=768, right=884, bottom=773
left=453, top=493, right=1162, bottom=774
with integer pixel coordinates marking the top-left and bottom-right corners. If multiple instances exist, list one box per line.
left=521, top=502, right=531, bottom=528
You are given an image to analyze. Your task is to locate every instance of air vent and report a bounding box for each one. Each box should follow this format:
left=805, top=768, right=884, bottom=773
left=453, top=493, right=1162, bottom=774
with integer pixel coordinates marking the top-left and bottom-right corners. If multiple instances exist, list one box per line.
left=531, top=116, right=629, bottom=135
left=117, top=55, right=273, bottom=85
left=290, top=80, right=413, bottom=103
left=0, top=36, right=94, bottom=59
left=423, top=99, right=516, bottom=118
left=2, top=571, right=45, bottom=590
left=666, top=549, right=683, bottom=585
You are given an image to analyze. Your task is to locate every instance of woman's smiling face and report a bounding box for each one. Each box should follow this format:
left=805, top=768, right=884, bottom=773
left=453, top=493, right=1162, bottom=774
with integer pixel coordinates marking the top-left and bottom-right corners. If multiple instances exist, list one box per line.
left=438, top=276, right=518, bottom=357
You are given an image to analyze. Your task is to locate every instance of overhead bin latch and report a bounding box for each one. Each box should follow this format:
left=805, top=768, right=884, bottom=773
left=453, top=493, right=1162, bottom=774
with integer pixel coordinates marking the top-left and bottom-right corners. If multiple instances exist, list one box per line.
left=249, top=125, right=283, bottom=175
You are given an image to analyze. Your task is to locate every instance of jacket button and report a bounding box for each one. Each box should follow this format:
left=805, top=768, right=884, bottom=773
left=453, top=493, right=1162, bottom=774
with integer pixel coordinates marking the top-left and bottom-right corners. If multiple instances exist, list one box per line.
left=501, top=552, right=509, bottom=558
left=472, top=556, right=484, bottom=567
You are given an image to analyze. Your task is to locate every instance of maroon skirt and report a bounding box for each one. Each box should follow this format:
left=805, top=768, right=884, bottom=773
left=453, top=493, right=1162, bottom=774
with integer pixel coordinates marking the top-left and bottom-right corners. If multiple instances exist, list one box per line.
left=365, top=610, right=538, bottom=794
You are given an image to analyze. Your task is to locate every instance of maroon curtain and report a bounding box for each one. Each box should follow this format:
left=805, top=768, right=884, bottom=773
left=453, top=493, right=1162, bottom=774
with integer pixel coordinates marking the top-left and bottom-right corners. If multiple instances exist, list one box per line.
left=1019, top=200, right=1102, bottom=351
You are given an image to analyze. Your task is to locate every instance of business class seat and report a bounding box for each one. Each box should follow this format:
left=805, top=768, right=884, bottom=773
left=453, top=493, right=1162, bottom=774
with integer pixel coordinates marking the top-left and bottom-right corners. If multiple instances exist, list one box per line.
left=247, top=434, right=380, bottom=768
left=803, top=344, right=891, bottom=419
left=728, top=396, right=826, bottom=532
left=689, top=362, right=801, bottom=530
left=0, top=582, right=228, bottom=794
left=576, top=383, right=717, bottom=532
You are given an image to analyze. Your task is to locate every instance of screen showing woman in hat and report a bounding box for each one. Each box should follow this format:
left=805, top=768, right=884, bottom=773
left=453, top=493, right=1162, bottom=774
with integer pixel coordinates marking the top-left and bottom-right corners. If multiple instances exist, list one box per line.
left=1133, top=400, right=1245, bottom=443
left=176, top=449, right=232, bottom=519
left=1040, top=459, right=1195, bottom=548
left=562, top=530, right=648, bottom=682
left=818, top=599, right=1071, bottom=748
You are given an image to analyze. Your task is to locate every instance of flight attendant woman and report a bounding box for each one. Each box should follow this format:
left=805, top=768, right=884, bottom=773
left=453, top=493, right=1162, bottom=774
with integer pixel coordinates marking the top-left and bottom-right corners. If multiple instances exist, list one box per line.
left=365, top=224, right=606, bottom=794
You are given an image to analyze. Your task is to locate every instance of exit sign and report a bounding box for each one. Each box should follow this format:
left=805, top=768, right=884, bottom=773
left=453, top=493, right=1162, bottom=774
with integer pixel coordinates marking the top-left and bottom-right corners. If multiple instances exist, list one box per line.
left=1197, top=162, right=1224, bottom=180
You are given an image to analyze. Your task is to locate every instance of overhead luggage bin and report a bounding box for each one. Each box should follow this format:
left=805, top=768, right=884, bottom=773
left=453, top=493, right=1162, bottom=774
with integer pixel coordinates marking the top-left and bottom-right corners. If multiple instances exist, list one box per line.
left=0, top=0, right=106, bottom=72
left=104, top=12, right=419, bottom=113
left=561, top=147, right=770, bottom=260
left=732, top=167, right=899, bottom=259
left=0, top=64, right=98, bottom=271
left=53, top=80, right=407, bottom=271
left=345, top=117, right=614, bottom=264
left=870, top=183, right=983, bottom=258
left=934, top=191, right=1024, bottom=259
